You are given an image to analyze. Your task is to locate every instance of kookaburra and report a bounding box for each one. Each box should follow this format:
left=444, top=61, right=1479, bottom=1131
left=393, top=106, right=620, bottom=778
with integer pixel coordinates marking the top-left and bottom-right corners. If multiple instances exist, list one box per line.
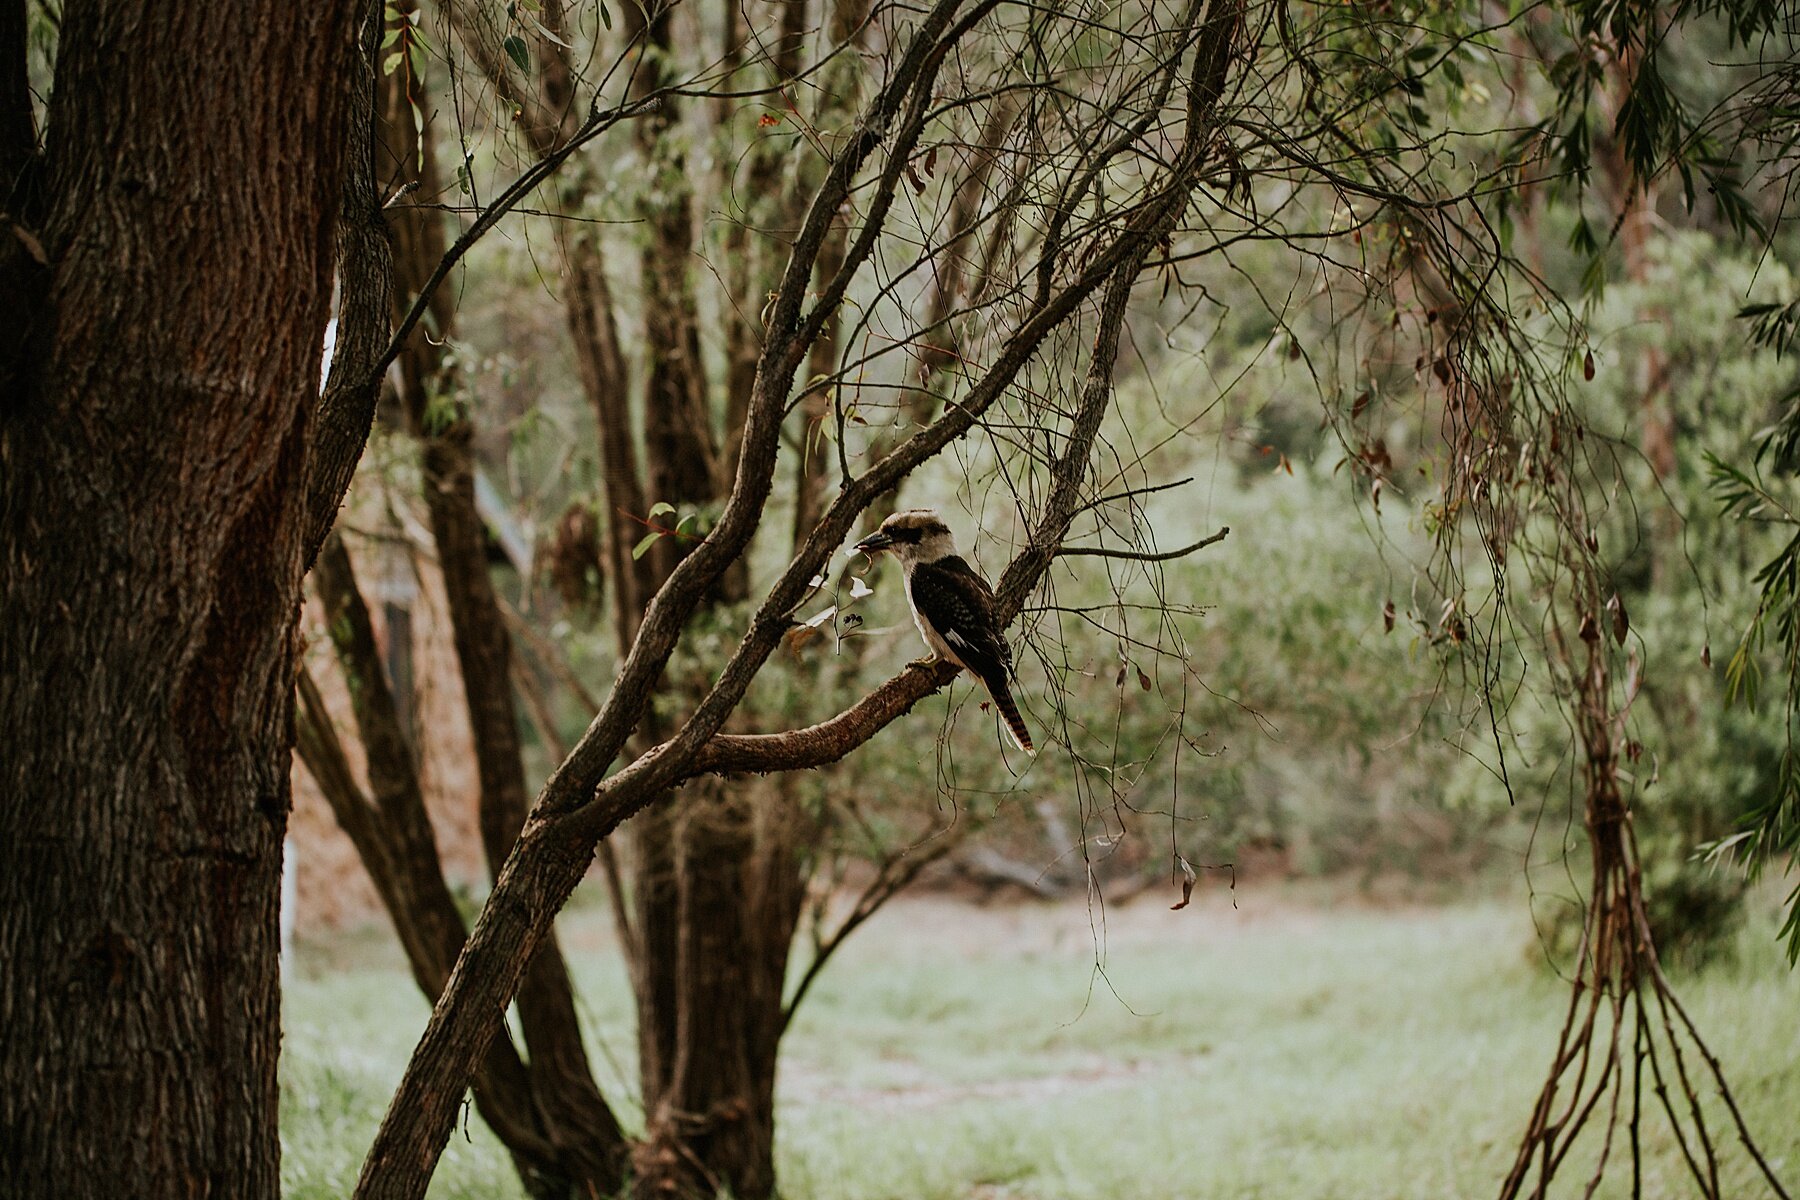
left=853, top=509, right=1034, bottom=755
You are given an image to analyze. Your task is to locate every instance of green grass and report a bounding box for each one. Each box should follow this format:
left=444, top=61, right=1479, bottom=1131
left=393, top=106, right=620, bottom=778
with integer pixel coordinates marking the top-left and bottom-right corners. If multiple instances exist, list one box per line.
left=281, top=885, right=1800, bottom=1199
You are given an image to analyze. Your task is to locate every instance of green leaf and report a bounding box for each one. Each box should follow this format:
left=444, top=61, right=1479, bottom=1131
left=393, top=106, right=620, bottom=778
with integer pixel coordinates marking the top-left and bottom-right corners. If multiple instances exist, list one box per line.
left=531, top=15, right=572, bottom=47
left=599, top=1, right=612, bottom=29
left=647, top=501, right=676, bottom=519
left=503, top=34, right=530, bottom=72
left=632, top=532, right=660, bottom=560
left=382, top=49, right=404, bottom=76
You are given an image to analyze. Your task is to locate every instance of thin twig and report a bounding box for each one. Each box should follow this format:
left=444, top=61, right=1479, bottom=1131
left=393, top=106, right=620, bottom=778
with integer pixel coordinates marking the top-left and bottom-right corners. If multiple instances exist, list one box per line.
left=1055, top=525, right=1229, bottom=562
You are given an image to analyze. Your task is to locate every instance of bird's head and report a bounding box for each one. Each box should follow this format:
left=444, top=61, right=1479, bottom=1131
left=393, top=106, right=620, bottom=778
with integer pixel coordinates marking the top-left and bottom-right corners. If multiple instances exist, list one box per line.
left=853, top=509, right=957, bottom=564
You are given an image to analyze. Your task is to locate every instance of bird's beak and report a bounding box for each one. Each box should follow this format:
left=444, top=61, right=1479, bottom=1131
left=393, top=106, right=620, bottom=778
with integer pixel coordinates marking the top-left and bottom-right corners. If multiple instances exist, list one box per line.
left=852, top=530, right=894, bottom=555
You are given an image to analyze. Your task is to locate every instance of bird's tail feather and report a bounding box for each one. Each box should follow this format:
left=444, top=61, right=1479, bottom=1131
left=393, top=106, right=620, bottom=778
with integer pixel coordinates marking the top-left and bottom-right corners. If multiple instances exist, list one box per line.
left=983, top=673, right=1035, bottom=755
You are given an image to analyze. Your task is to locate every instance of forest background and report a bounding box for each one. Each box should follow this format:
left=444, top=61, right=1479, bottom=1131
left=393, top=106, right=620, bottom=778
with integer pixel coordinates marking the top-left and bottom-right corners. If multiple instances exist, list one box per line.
left=7, top=0, right=1800, bottom=1197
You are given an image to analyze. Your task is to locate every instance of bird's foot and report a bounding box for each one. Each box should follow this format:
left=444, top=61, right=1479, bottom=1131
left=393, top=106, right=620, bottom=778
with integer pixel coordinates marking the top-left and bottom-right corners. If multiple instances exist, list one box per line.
left=908, top=653, right=943, bottom=670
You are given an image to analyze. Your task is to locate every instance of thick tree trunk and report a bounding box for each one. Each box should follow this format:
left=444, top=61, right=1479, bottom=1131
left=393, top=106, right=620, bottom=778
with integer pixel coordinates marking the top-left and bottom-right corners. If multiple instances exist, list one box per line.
left=0, top=2, right=358, bottom=1195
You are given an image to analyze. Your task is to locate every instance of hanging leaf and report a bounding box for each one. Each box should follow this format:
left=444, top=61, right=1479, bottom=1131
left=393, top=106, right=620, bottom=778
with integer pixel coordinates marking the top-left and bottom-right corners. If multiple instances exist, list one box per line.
left=1170, top=856, right=1198, bottom=911
left=598, top=1, right=612, bottom=29
left=503, top=34, right=530, bottom=72
left=1701, top=643, right=1712, bottom=669
left=1583, top=349, right=1595, bottom=381
left=1382, top=599, right=1396, bottom=633
left=849, top=576, right=875, bottom=600
left=1607, top=592, right=1629, bottom=645
left=1137, top=666, right=1151, bottom=692
left=1115, top=665, right=1127, bottom=688
left=631, top=531, right=660, bottom=560
left=783, top=606, right=838, bottom=660
left=1578, top=612, right=1599, bottom=643
left=530, top=15, right=572, bottom=47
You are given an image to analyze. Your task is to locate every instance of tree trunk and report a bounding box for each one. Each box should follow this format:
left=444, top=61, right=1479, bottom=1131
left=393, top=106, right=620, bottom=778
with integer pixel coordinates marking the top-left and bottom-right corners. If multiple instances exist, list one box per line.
left=300, top=538, right=593, bottom=1199
left=365, top=24, right=634, bottom=1187
left=0, top=1, right=358, bottom=1194
left=417, top=425, right=632, bottom=1192
left=633, top=783, right=813, bottom=1200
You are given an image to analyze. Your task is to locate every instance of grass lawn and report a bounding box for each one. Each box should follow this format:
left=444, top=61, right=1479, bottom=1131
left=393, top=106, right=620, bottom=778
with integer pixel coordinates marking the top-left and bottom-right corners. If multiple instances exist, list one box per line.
left=281, top=882, right=1800, bottom=1199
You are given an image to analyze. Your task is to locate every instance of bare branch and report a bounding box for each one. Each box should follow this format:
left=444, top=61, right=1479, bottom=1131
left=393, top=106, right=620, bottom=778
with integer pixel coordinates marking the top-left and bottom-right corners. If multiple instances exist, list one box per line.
left=1056, top=525, right=1229, bottom=562
left=779, top=823, right=964, bottom=1030
left=370, top=92, right=664, bottom=387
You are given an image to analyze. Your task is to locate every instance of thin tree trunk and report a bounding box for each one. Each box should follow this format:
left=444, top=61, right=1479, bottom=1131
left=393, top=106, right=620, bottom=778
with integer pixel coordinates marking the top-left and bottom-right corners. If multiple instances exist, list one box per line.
left=301, top=537, right=585, bottom=1198
left=418, top=425, right=632, bottom=1190
left=615, top=6, right=805, bottom=1192
left=0, top=1, right=359, bottom=1194
left=373, top=25, right=632, bottom=1187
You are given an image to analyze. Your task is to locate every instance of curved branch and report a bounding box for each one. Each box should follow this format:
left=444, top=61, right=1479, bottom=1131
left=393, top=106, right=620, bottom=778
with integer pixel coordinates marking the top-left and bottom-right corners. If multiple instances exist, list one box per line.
left=1056, top=525, right=1229, bottom=561
left=370, top=92, right=664, bottom=385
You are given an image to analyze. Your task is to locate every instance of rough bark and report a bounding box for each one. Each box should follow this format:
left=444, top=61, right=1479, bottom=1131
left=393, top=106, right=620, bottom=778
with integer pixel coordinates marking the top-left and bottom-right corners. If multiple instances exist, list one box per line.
left=0, top=1, right=359, bottom=1194
left=633, top=781, right=812, bottom=1200
left=306, top=1, right=394, bottom=565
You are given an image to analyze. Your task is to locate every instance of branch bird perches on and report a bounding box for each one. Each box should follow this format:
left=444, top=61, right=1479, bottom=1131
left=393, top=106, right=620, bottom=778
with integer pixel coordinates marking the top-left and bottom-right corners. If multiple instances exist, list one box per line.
left=352, top=0, right=1250, bottom=1192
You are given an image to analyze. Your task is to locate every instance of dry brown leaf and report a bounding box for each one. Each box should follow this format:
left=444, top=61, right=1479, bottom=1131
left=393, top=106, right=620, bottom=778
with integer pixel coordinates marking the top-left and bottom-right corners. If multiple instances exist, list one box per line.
left=1171, top=856, right=1198, bottom=911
